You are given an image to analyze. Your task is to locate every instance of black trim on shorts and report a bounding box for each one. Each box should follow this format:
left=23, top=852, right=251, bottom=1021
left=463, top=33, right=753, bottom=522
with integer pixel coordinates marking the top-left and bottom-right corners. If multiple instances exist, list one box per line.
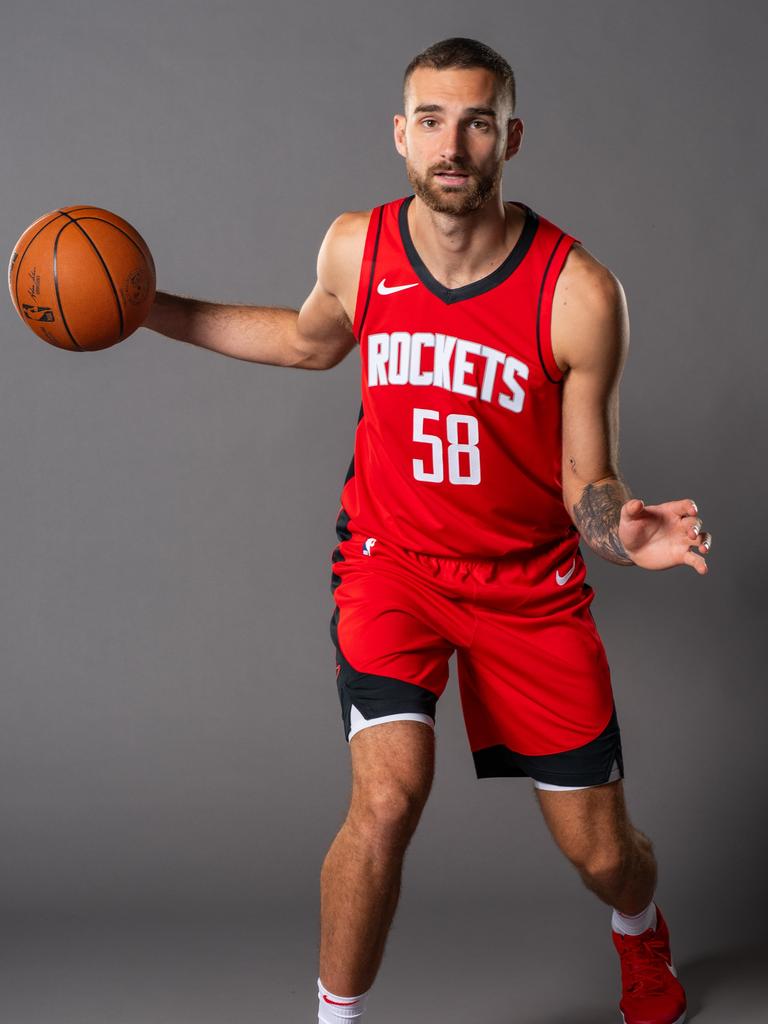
left=472, top=705, right=624, bottom=786
left=331, top=610, right=437, bottom=742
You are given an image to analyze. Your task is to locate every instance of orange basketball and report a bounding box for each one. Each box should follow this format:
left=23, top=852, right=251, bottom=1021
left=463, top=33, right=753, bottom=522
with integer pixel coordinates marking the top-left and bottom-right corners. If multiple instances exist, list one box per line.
left=8, top=205, right=156, bottom=351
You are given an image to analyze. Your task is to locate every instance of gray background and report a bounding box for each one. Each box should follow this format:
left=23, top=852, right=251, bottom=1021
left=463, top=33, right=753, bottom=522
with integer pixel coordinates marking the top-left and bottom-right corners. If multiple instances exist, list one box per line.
left=1, top=0, right=765, bottom=1021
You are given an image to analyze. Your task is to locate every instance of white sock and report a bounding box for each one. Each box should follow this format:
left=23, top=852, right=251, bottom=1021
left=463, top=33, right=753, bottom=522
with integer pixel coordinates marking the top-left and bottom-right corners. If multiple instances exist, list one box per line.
left=612, top=900, right=657, bottom=936
left=318, top=977, right=370, bottom=1023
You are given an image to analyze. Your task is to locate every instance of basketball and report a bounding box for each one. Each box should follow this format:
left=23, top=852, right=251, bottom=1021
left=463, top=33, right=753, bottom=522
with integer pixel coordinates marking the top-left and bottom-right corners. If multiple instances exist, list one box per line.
left=8, top=206, right=156, bottom=351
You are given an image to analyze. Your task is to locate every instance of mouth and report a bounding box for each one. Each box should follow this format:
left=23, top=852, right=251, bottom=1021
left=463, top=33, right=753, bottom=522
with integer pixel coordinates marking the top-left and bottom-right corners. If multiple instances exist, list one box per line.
left=433, top=171, right=470, bottom=185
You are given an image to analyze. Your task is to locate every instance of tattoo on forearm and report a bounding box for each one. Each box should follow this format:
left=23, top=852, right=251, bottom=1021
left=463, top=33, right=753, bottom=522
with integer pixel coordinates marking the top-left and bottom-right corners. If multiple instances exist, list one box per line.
left=572, top=481, right=634, bottom=565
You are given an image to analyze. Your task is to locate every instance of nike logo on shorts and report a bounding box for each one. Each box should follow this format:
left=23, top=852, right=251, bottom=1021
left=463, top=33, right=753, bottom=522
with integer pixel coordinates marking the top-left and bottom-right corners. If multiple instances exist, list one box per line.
left=555, top=558, right=576, bottom=586
left=377, top=278, right=418, bottom=295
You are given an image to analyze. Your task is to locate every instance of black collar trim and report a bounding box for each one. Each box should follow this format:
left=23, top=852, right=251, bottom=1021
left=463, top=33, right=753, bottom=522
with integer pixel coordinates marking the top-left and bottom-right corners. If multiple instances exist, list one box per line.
left=397, top=195, right=538, bottom=305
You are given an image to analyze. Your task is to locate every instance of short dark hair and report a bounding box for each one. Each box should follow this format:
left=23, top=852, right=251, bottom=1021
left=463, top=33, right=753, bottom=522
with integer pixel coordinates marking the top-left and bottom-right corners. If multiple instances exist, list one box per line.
left=403, top=37, right=516, bottom=113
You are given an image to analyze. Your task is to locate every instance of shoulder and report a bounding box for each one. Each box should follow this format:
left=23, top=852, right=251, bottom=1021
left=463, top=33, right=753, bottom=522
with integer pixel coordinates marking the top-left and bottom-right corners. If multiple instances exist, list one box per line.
left=552, top=242, right=629, bottom=373
left=317, top=209, right=374, bottom=293
left=557, top=243, right=626, bottom=319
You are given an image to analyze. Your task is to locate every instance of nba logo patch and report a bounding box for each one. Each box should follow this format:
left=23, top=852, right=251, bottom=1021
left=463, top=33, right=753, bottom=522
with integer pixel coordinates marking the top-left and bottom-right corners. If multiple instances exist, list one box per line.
left=362, top=537, right=377, bottom=556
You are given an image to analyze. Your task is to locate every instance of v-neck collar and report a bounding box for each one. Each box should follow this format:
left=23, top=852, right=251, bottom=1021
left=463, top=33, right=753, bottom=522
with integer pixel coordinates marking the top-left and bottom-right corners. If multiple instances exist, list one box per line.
left=397, top=195, right=538, bottom=305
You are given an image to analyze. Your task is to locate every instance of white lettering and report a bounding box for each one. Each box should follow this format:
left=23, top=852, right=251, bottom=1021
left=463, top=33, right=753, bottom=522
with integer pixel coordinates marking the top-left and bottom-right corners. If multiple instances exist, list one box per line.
left=433, top=334, right=457, bottom=390
left=368, top=333, right=389, bottom=386
left=452, top=339, right=482, bottom=398
left=388, top=332, right=411, bottom=384
left=498, top=356, right=529, bottom=413
left=409, top=333, right=434, bottom=385
left=479, top=346, right=506, bottom=402
left=364, top=331, right=529, bottom=413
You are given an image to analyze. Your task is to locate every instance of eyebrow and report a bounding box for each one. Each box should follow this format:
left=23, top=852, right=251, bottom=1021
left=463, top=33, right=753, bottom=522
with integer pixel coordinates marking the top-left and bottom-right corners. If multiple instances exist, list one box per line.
left=411, top=104, right=498, bottom=117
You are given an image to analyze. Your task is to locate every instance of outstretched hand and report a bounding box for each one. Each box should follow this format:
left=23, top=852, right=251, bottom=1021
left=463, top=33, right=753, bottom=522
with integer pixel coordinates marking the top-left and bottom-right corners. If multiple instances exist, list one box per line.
left=618, top=498, right=712, bottom=574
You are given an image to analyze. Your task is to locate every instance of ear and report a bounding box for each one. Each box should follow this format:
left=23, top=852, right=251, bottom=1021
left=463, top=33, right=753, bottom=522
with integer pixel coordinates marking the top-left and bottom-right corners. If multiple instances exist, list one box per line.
left=505, top=117, right=524, bottom=161
left=393, top=113, right=407, bottom=159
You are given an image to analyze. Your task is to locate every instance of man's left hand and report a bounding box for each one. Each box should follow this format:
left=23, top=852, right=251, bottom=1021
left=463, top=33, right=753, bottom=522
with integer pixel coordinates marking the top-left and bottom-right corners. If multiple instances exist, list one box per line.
left=618, top=498, right=712, bottom=573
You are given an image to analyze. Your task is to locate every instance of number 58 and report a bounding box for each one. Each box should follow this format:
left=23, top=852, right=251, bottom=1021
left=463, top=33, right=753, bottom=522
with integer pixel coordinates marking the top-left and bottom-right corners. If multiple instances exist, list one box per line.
left=412, top=408, right=481, bottom=486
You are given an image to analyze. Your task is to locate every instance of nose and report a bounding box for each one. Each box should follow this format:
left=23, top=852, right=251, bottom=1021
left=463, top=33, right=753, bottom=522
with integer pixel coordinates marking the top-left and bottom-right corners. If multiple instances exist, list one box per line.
left=440, top=122, right=466, bottom=162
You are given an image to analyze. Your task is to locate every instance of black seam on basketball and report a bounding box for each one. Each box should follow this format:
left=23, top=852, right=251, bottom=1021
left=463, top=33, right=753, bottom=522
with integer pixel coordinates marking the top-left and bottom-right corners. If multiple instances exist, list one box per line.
left=356, top=205, right=384, bottom=339
left=53, top=222, right=83, bottom=350
left=13, top=212, right=66, bottom=328
left=536, top=231, right=566, bottom=384
left=69, top=217, right=151, bottom=263
left=58, top=211, right=125, bottom=340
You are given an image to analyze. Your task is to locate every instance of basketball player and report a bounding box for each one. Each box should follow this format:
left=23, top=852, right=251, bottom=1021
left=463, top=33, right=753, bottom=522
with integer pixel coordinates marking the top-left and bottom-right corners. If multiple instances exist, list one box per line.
left=145, top=38, right=711, bottom=1024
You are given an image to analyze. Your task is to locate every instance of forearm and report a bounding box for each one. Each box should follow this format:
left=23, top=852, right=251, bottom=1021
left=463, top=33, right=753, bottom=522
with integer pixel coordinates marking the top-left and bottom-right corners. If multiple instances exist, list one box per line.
left=570, top=476, right=634, bottom=565
left=144, top=290, right=315, bottom=367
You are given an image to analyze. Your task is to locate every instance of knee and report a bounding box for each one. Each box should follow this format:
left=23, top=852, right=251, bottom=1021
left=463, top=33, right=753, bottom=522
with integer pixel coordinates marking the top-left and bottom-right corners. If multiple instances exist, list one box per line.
left=576, top=842, right=631, bottom=890
left=350, top=783, right=429, bottom=848
left=574, top=828, right=654, bottom=890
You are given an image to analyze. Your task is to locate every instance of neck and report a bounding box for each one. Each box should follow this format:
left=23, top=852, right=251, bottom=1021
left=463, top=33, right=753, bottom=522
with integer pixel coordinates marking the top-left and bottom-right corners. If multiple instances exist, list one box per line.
left=408, top=192, right=523, bottom=289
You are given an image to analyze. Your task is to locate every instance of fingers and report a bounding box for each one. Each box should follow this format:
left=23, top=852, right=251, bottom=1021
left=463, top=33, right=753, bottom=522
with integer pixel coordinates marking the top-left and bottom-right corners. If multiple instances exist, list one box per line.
left=681, top=515, right=703, bottom=541
left=669, top=498, right=699, bottom=518
left=680, top=516, right=712, bottom=554
left=697, top=531, right=712, bottom=554
left=622, top=498, right=645, bottom=517
left=683, top=548, right=709, bottom=574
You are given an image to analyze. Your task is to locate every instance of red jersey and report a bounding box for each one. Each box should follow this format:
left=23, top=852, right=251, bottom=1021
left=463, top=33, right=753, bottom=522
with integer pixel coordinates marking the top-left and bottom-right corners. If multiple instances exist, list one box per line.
left=337, top=195, right=580, bottom=559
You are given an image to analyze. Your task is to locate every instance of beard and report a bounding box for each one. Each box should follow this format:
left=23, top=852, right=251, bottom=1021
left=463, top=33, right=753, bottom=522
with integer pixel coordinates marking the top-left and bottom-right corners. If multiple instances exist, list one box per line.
left=406, top=158, right=502, bottom=215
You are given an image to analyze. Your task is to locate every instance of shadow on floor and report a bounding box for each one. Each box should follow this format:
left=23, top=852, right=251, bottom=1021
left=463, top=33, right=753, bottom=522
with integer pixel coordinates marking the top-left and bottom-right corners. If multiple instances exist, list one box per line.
left=678, top=944, right=768, bottom=1020
left=503, top=943, right=768, bottom=1024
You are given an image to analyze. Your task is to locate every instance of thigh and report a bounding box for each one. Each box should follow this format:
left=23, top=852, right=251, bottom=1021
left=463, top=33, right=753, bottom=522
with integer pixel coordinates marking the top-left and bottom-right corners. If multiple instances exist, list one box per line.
left=534, top=778, right=635, bottom=861
left=349, top=719, right=436, bottom=810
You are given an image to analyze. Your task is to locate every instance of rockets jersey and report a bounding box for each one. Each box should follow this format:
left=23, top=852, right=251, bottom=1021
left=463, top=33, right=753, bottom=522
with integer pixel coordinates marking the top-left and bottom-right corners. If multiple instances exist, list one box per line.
left=337, top=194, right=581, bottom=559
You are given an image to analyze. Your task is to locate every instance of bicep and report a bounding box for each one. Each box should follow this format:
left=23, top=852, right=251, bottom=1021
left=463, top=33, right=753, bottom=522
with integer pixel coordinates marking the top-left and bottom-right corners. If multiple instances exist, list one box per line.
left=294, top=280, right=357, bottom=369
left=292, top=210, right=369, bottom=370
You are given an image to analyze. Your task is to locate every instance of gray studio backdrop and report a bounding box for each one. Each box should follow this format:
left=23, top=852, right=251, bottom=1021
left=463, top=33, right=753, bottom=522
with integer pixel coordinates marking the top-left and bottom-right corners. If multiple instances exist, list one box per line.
left=1, top=0, right=766, bottom=1016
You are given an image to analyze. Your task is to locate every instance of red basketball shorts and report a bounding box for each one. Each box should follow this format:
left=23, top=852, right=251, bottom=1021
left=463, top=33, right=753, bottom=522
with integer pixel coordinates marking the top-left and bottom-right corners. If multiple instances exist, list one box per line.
left=330, top=528, right=624, bottom=790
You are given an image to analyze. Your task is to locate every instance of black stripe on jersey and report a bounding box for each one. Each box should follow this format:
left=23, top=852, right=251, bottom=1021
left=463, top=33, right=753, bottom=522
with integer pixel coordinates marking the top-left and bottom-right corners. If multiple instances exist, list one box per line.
left=356, top=205, right=385, bottom=338
left=341, top=403, right=364, bottom=487
left=536, top=231, right=567, bottom=384
left=331, top=405, right=363, bottom=596
left=398, top=195, right=538, bottom=304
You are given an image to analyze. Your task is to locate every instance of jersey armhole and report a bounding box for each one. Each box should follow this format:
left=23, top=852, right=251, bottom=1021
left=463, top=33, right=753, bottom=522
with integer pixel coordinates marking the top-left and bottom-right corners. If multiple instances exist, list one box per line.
left=352, top=205, right=385, bottom=340
left=536, top=232, right=579, bottom=384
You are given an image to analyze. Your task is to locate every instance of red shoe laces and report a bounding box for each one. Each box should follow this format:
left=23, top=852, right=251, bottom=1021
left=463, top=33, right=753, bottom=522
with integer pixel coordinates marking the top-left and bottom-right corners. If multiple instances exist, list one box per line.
left=619, top=932, right=673, bottom=994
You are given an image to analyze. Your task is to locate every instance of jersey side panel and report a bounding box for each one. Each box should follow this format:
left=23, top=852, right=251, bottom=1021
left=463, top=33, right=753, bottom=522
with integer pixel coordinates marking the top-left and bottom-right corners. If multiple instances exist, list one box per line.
left=537, top=231, right=580, bottom=383
left=352, top=206, right=385, bottom=340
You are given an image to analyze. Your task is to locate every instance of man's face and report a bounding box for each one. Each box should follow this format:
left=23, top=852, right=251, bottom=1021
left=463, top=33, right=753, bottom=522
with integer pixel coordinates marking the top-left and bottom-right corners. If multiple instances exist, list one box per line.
left=394, top=66, right=522, bottom=215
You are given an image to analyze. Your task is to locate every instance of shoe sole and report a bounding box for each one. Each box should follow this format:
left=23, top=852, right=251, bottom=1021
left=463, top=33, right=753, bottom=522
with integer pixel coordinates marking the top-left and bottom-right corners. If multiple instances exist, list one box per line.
left=621, top=1014, right=686, bottom=1024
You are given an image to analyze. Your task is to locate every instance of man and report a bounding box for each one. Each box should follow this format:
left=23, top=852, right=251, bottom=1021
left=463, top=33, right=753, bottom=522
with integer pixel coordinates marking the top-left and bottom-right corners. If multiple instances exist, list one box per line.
left=146, top=37, right=711, bottom=1024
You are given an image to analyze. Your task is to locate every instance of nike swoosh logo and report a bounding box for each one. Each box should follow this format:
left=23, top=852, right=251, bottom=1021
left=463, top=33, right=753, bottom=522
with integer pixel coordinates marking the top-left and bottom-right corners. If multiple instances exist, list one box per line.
left=377, top=278, right=418, bottom=295
left=555, top=558, right=576, bottom=586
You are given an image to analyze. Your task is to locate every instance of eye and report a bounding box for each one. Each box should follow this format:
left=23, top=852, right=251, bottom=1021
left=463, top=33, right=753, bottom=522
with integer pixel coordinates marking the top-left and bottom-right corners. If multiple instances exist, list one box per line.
left=420, top=118, right=438, bottom=128
left=471, top=120, right=490, bottom=130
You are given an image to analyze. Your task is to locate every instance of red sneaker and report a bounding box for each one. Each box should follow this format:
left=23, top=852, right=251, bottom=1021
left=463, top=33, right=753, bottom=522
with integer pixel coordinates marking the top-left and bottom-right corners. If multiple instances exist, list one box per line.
left=612, top=905, right=687, bottom=1024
